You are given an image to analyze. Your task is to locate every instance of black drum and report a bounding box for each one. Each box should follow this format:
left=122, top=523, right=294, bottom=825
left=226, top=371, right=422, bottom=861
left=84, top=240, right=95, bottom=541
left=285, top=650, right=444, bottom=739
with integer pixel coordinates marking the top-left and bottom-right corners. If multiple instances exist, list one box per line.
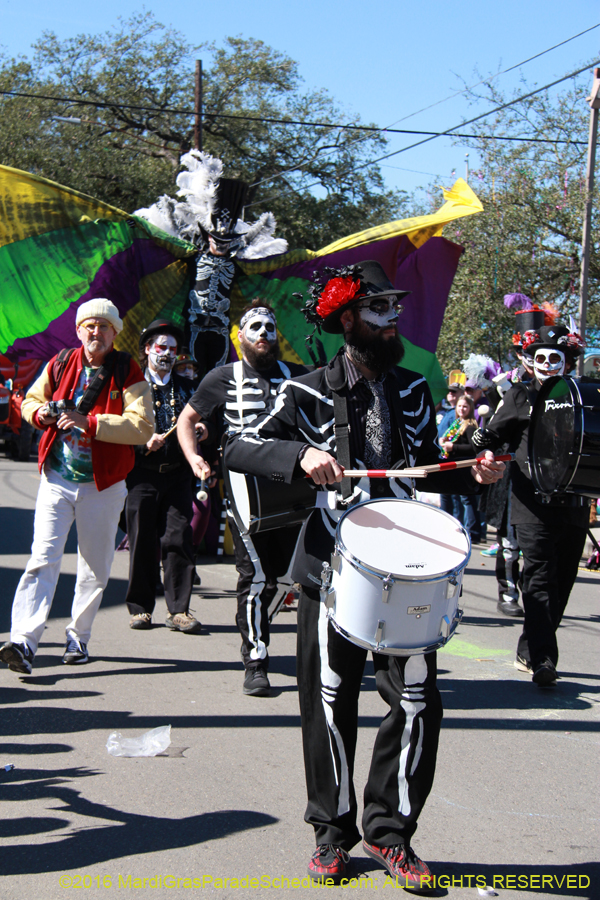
left=223, top=467, right=316, bottom=535
left=529, top=375, right=600, bottom=499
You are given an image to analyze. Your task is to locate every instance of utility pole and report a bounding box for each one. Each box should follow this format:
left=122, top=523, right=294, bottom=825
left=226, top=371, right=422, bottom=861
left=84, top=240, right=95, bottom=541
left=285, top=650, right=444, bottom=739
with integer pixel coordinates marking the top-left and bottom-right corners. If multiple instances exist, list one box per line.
left=577, top=67, right=600, bottom=375
left=194, top=60, right=203, bottom=152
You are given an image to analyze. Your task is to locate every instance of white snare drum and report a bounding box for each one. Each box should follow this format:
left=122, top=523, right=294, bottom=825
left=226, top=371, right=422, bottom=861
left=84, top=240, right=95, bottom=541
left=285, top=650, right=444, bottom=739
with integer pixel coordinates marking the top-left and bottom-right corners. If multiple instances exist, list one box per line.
left=322, top=498, right=470, bottom=655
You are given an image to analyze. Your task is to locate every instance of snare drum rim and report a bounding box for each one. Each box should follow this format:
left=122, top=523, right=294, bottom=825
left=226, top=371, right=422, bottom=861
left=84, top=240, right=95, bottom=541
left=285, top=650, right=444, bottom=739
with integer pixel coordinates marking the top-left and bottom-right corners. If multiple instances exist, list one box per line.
left=334, top=498, right=471, bottom=585
left=328, top=607, right=464, bottom=656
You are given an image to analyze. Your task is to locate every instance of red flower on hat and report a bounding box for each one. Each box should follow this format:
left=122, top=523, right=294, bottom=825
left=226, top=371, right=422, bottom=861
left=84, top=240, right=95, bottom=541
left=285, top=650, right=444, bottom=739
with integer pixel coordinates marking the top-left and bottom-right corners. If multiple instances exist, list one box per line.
left=316, top=277, right=363, bottom=319
left=521, top=330, right=540, bottom=351
left=512, top=332, right=522, bottom=346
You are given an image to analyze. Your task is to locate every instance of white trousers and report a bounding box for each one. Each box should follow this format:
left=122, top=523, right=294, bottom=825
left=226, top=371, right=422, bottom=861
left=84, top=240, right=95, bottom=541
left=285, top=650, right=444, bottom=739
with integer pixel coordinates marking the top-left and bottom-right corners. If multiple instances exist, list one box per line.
left=11, top=468, right=127, bottom=654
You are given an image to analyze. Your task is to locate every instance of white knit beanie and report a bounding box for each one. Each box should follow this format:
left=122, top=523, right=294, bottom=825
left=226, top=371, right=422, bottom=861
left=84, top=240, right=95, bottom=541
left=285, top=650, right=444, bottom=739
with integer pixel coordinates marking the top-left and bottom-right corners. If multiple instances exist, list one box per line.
left=76, top=298, right=123, bottom=334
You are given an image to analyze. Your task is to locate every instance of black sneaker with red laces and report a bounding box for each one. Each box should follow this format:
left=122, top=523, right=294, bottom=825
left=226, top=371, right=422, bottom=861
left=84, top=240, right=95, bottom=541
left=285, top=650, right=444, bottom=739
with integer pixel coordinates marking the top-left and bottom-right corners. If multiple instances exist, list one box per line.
left=363, top=840, right=433, bottom=892
left=307, top=844, right=350, bottom=884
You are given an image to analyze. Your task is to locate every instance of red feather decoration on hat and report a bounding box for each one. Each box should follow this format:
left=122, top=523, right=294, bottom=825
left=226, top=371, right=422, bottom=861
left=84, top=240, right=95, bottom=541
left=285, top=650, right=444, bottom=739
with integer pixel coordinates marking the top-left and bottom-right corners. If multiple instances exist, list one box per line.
left=316, top=277, right=362, bottom=319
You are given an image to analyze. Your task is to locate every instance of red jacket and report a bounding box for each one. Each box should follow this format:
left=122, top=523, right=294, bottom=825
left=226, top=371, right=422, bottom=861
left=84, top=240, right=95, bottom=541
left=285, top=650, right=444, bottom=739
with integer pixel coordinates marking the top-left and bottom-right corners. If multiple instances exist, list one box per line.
left=23, top=347, right=153, bottom=491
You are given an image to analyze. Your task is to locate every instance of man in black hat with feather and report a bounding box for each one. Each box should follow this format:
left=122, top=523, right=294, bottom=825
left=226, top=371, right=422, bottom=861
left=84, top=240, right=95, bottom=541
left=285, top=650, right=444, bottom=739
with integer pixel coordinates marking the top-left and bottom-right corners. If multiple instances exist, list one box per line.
left=225, top=261, right=504, bottom=887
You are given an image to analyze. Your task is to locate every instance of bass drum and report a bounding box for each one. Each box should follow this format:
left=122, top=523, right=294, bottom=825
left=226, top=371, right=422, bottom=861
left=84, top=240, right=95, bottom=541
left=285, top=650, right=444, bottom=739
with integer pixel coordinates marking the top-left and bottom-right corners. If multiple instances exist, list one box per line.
left=529, top=375, right=600, bottom=499
left=325, top=498, right=470, bottom=656
left=224, top=467, right=316, bottom=535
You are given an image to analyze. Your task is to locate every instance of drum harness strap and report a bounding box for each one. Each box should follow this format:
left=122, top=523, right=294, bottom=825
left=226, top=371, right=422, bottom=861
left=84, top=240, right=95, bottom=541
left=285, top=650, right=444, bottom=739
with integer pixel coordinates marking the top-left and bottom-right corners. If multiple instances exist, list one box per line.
left=332, top=391, right=353, bottom=502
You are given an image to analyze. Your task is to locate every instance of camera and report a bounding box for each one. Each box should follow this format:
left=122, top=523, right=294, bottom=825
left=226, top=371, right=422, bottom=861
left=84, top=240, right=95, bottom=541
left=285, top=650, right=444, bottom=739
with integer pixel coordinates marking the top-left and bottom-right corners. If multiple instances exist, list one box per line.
left=44, top=399, right=77, bottom=418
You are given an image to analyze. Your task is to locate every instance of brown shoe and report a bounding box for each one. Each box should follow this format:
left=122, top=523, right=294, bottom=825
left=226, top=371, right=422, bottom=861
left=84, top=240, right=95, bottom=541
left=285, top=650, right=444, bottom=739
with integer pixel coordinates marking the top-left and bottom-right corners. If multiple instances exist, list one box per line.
left=129, top=613, right=152, bottom=630
left=166, top=611, right=202, bottom=634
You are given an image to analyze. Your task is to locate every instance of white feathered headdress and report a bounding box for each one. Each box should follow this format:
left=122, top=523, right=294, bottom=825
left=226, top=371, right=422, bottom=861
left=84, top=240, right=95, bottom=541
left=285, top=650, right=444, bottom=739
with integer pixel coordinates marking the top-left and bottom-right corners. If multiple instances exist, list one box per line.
left=135, top=151, right=288, bottom=259
left=461, top=353, right=502, bottom=389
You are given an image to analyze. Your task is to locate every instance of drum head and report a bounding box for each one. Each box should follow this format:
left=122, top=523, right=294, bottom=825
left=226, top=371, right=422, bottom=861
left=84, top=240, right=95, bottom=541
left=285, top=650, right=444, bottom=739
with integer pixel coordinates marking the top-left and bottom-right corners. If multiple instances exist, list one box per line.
left=529, top=376, right=578, bottom=494
left=337, top=499, right=469, bottom=580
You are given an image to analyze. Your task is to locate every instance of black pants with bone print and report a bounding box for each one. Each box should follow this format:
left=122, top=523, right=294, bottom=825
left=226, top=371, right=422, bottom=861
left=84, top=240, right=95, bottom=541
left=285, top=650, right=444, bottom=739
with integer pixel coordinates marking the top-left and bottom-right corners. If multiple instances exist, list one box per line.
left=297, top=588, right=443, bottom=851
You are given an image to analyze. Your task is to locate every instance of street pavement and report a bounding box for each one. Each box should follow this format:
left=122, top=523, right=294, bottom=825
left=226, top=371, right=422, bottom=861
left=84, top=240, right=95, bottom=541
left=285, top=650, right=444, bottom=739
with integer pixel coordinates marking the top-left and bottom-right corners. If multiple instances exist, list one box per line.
left=0, top=454, right=598, bottom=899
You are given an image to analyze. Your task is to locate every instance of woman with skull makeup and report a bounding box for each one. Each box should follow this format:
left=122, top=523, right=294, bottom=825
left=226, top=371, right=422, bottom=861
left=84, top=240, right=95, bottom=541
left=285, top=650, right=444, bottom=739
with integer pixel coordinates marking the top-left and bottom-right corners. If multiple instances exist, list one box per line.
left=472, top=324, right=589, bottom=687
left=124, top=319, right=201, bottom=634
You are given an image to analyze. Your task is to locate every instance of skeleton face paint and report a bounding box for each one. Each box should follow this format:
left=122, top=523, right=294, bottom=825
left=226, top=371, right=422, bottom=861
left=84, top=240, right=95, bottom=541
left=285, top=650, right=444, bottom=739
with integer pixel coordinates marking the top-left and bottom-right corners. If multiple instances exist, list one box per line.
left=147, top=335, right=179, bottom=373
left=356, top=297, right=401, bottom=332
left=242, top=313, right=277, bottom=345
left=534, top=348, right=565, bottom=383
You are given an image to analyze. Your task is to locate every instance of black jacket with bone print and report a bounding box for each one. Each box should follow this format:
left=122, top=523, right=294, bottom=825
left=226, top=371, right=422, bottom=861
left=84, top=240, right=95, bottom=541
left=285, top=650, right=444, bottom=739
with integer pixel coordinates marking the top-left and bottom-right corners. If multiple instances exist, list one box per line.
left=225, top=348, right=477, bottom=589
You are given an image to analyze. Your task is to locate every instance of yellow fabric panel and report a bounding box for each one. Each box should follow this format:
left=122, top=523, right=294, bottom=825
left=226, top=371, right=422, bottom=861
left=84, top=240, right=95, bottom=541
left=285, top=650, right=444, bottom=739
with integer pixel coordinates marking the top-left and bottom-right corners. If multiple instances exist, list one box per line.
left=114, top=260, right=191, bottom=357
left=236, top=179, right=482, bottom=275
left=316, top=179, right=482, bottom=255
left=0, top=165, right=128, bottom=248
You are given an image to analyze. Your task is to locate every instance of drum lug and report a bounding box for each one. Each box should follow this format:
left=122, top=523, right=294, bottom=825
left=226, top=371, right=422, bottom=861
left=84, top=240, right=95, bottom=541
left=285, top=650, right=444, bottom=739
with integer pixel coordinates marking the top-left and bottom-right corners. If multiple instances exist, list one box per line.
left=331, top=550, right=342, bottom=573
left=441, top=615, right=451, bottom=638
left=445, top=575, right=459, bottom=600
left=381, top=574, right=394, bottom=603
left=320, top=561, right=335, bottom=606
left=374, top=619, right=385, bottom=649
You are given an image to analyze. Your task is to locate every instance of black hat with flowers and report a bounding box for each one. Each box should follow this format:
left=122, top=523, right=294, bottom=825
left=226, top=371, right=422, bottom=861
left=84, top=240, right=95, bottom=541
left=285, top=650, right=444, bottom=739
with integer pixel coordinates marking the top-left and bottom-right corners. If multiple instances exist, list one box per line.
left=520, top=325, right=584, bottom=359
left=300, top=261, right=410, bottom=335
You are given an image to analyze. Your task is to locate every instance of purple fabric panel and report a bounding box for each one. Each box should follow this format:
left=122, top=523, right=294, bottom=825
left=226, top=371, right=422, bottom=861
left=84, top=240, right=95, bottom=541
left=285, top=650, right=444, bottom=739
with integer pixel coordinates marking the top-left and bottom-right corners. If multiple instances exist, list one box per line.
left=7, top=240, right=177, bottom=361
left=264, top=235, right=463, bottom=353
left=395, top=237, right=464, bottom=353
left=263, top=235, right=415, bottom=285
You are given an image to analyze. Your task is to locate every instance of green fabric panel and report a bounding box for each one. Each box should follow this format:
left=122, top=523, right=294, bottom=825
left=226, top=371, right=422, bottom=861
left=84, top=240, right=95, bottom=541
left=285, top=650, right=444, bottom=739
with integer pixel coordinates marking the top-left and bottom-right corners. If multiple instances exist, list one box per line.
left=400, top=339, right=448, bottom=404
left=0, top=219, right=135, bottom=351
left=154, top=275, right=192, bottom=329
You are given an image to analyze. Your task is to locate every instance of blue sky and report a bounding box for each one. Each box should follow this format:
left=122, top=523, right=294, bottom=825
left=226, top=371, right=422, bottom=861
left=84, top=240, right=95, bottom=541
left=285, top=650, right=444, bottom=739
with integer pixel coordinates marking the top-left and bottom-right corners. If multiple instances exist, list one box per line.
left=1, top=0, right=599, bottom=199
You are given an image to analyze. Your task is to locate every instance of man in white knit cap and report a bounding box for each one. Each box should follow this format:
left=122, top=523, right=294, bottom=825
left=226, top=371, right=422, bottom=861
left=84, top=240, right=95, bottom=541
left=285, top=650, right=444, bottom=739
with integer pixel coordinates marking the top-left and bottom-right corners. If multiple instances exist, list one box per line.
left=0, top=299, right=153, bottom=673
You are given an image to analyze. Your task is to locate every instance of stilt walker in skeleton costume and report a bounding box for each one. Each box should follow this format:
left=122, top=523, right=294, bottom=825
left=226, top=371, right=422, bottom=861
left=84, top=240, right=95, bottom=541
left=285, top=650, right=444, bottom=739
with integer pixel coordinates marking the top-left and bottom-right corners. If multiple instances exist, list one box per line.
left=177, top=300, right=307, bottom=696
left=224, top=261, right=504, bottom=886
left=135, top=152, right=287, bottom=379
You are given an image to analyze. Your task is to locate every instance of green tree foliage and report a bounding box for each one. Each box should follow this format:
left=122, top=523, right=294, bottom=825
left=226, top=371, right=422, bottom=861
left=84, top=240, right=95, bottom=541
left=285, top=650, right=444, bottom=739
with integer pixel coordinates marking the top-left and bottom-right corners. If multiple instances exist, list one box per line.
left=436, top=71, right=599, bottom=371
left=0, top=12, right=407, bottom=248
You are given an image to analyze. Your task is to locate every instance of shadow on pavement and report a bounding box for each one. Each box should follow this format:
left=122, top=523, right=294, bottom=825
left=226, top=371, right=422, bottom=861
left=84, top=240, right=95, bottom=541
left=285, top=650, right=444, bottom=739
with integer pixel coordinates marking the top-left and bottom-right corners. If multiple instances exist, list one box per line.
left=0, top=766, right=278, bottom=875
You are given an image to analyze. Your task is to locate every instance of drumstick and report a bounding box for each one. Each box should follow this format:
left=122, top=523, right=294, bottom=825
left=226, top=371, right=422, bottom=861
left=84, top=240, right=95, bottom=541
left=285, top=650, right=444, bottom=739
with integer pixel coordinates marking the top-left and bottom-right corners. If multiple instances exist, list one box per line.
left=341, top=454, right=514, bottom=479
left=144, top=421, right=178, bottom=455
left=196, top=479, right=208, bottom=502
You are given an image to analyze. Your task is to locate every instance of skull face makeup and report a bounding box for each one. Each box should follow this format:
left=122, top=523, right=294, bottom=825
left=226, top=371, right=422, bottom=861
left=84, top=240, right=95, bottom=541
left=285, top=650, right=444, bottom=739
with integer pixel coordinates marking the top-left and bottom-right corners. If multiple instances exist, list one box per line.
left=146, top=334, right=179, bottom=375
left=534, top=348, right=565, bottom=383
left=241, top=312, right=277, bottom=345
left=356, top=297, right=401, bottom=332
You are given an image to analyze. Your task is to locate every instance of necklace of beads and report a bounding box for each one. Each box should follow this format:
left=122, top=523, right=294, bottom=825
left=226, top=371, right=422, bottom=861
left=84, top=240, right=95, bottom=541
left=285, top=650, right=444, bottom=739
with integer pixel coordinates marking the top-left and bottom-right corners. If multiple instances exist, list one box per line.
left=151, top=377, right=177, bottom=429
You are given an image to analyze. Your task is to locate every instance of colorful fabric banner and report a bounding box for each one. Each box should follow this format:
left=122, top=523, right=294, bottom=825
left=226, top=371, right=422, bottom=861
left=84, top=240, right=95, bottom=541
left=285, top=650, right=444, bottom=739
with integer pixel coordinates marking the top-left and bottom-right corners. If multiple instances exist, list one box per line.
left=0, top=164, right=482, bottom=401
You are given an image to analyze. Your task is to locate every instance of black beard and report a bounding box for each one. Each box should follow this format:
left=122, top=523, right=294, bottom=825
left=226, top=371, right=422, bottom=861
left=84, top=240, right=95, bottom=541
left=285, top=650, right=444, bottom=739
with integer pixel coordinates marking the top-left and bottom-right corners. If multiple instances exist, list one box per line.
left=241, top=337, right=280, bottom=371
left=346, top=324, right=404, bottom=373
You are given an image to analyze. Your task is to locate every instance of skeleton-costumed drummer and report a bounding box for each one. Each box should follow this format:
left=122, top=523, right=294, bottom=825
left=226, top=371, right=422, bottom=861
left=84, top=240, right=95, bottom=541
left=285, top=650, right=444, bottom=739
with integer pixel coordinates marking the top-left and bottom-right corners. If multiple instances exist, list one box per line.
left=472, top=322, right=588, bottom=686
left=177, top=300, right=307, bottom=696
left=224, top=262, right=504, bottom=886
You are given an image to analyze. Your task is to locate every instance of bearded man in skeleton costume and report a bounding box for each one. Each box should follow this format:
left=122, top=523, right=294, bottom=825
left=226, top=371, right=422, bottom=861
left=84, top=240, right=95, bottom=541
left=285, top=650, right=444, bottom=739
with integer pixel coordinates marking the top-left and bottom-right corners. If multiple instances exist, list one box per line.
left=472, top=323, right=588, bottom=688
left=135, top=152, right=287, bottom=379
left=224, top=261, right=504, bottom=887
left=177, top=300, right=307, bottom=696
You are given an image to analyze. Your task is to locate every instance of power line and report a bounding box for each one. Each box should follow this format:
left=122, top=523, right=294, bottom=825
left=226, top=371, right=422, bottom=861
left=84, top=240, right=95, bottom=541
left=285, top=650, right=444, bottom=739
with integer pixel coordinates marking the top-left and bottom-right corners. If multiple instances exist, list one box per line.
left=0, top=95, right=586, bottom=145
left=246, top=61, right=599, bottom=209
left=383, top=22, right=600, bottom=128
left=249, top=61, right=594, bottom=193
left=353, top=60, right=600, bottom=172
